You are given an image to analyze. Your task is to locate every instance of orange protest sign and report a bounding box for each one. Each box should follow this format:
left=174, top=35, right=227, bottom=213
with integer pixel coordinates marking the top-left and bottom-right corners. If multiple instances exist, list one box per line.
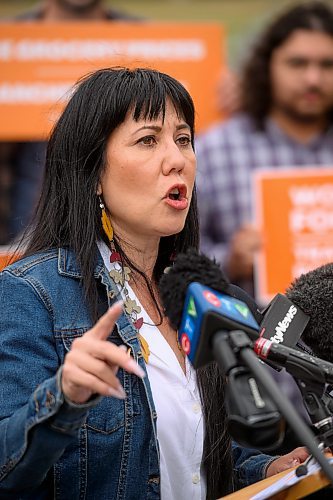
left=254, top=168, right=333, bottom=303
left=0, top=253, right=10, bottom=270
left=0, top=21, right=224, bottom=140
left=0, top=246, right=20, bottom=270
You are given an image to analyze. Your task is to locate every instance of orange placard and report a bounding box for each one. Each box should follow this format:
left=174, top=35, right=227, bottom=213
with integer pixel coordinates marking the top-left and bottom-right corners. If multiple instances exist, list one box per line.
left=0, top=21, right=224, bottom=140
left=0, top=246, right=21, bottom=270
left=254, top=168, right=333, bottom=303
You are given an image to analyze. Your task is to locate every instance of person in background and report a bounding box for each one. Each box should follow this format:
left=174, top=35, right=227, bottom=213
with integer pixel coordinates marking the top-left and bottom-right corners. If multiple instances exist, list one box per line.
left=0, top=66, right=307, bottom=499
left=195, top=0, right=333, bottom=454
left=0, top=0, right=140, bottom=244
left=0, top=0, right=242, bottom=246
left=196, top=0, right=333, bottom=297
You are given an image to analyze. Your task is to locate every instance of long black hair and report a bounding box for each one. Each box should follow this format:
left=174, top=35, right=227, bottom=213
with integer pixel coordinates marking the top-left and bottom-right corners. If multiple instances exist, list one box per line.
left=25, top=67, right=198, bottom=294
left=241, top=0, right=333, bottom=128
left=24, top=66, right=233, bottom=497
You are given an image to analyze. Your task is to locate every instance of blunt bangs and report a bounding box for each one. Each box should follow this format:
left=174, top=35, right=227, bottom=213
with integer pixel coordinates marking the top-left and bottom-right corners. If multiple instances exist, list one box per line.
left=98, top=68, right=195, bottom=139
left=129, top=70, right=195, bottom=135
left=63, top=67, right=195, bottom=153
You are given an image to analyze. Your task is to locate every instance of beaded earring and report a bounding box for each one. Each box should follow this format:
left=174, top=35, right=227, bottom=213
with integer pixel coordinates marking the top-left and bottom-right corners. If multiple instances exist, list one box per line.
left=99, top=197, right=113, bottom=241
left=163, top=250, right=177, bottom=275
left=98, top=196, right=150, bottom=363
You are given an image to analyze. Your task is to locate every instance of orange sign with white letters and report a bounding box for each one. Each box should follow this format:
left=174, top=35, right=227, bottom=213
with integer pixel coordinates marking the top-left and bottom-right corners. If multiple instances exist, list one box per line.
left=0, top=246, right=20, bottom=270
left=254, top=168, right=333, bottom=303
left=0, top=21, right=224, bottom=140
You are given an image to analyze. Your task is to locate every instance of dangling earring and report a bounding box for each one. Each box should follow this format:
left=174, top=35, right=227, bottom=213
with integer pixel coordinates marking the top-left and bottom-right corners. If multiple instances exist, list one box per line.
left=163, top=247, right=177, bottom=274
left=99, top=196, right=150, bottom=363
left=99, top=197, right=113, bottom=242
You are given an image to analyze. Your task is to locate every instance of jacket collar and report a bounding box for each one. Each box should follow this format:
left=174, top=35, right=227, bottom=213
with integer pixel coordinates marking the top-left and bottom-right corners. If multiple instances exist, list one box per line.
left=57, top=246, right=105, bottom=279
left=57, top=246, right=139, bottom=340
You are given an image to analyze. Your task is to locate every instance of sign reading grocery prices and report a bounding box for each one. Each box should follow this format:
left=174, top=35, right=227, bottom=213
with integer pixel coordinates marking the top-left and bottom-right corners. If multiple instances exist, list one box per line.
left=0, top=22, right=224, bottom=140
left=254, top=168, right=333, bottom=303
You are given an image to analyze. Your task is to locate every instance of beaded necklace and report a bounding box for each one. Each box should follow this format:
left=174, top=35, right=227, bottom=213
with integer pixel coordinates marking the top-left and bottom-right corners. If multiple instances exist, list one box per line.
left=108, top=245, right=150, bottom=363
left=108, top=244, right=183, bottom=364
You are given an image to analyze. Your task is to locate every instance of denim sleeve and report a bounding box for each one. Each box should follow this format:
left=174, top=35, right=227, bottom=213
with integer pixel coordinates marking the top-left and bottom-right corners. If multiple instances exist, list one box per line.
left=232, top=441, right=278, bottom=488
left=0, top=270, right=97, bottom=493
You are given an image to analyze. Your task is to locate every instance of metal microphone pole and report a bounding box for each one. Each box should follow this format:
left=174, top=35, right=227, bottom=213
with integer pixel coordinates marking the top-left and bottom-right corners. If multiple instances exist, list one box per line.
left=212, top=329, right=333, bottom=485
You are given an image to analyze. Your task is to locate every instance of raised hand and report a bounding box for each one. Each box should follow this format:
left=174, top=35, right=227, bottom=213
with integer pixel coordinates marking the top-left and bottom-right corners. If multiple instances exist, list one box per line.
left=61, top=301, right=145, bottom=404
left=226, top=224, right=262, bottom=281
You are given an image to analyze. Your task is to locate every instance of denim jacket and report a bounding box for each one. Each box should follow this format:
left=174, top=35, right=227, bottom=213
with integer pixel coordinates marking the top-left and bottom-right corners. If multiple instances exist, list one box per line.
left=0, top=248, right=276, bottom=499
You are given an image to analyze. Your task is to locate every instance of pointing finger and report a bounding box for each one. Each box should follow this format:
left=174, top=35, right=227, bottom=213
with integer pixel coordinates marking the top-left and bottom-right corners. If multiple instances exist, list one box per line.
left=87, top=301, right=123, bottom=340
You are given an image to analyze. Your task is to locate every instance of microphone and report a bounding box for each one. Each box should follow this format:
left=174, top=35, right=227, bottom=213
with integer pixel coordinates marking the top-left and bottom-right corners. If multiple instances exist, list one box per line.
left=159, top=249, right=285, bottom=449
left=159, top=249, right=261, bottom=368
left=159, top=249, right=310, bottom=371
left=254, top=337, right=333, bottom=385
left=160, top=248, right=263, bottom=333
left=259, top=293, right=309, bottom=349
left=285, top=263, right=333, bottom=363
left=160, top=250, right=332, bottom=462
left=161, top=253, right=333, bottom=385
left=284, top=263, right=333, bottom=445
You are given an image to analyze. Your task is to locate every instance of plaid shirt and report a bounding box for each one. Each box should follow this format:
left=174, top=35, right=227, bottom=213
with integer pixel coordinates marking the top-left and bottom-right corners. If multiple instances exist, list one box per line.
left=195, top=113, right=333, bottom=295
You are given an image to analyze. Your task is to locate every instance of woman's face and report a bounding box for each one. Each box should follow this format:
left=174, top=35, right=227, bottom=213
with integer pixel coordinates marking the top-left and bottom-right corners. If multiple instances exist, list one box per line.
left=98, top=99, right=196, bottom=245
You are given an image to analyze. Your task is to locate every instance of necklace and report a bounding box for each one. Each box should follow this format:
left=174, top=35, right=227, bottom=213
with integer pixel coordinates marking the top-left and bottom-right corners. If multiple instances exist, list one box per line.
left=108, top=246, right=183, bottom=364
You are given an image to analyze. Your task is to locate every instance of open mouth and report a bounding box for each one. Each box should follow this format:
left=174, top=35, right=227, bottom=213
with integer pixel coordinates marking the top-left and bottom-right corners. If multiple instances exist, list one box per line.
left=169, top=188, right=181, bottom=200
left=165, top=184, right=189, bottom=210
left=167, top=185, right=187, bottom=201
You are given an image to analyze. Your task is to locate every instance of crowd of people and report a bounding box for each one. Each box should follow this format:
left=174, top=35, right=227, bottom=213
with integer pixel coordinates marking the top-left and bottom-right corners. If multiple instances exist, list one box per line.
left=0, top=0, right=332, bottom=498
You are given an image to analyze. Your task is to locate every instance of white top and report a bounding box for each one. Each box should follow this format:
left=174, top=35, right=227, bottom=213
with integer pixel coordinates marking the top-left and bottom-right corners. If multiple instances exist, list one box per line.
left=98, top=241, right=206, bottom=500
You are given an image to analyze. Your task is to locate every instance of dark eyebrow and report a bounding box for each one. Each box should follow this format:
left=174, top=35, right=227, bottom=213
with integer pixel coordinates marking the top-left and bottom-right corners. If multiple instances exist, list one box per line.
left=133, top=125, right=161, bottom=134
left=132, top=123, right=191, bottom=135
left=176, top=124, right=191, bottom=132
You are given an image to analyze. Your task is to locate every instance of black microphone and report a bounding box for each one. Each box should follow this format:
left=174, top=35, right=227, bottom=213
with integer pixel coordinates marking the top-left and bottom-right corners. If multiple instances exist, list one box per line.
left=285, top=262, right=333, bottom=363
left=159, top=250, right=330, bottom=428
left=254, top=337, right=333, bottom=385
left=284, top=264, right=333, bottom=446
left=159, top=249, right=264, bottom=368
left=159, top=251, right=333, bottom=469
left=259, top=293, right=309, bottom=350
left=160, top=248, right=263, bottom=333
left=159, top=249, right=285, bottom=450
left=159, top=249, right=309, bottom=369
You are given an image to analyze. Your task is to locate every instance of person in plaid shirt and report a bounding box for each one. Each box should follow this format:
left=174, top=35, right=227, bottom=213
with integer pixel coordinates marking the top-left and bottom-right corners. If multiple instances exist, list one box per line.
left=196, top=1, right=333, bottom=298
left=196, top=1, right=333, bottom=455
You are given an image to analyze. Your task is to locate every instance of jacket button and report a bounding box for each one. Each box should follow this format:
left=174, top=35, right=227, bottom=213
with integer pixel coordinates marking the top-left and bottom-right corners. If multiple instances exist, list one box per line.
left=148, top=476, right=160, bottom=484
left=45, top=390, right=55, bottom=408
left=192, top=473, right=200, bottom=484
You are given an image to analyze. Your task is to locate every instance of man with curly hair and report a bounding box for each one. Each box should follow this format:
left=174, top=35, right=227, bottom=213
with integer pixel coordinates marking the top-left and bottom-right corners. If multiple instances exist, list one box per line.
left=196, top=1, right=333, bottom=297
left=196, top=1, right=333, bottom=454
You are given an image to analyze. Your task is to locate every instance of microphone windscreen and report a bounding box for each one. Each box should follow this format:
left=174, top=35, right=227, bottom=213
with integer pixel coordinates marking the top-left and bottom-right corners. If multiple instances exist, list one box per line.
left=159, top=248, right=230, bottom=330
left=286, top=263, right=333, bottom=362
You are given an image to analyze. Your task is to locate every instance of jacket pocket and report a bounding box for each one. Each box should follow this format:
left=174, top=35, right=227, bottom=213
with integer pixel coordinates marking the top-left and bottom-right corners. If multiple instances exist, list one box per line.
left=56, top=328, right=142, bottom=434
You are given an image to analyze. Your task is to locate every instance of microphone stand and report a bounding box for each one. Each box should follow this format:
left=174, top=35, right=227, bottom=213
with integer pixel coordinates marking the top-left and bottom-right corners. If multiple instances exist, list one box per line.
left=293, top=378, right=333, bottom=477
left=265, top=345, right=333, bottom=475
left=212, top=329, right=333, bottom=485
left=297, top=379, right=333, bottom=450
